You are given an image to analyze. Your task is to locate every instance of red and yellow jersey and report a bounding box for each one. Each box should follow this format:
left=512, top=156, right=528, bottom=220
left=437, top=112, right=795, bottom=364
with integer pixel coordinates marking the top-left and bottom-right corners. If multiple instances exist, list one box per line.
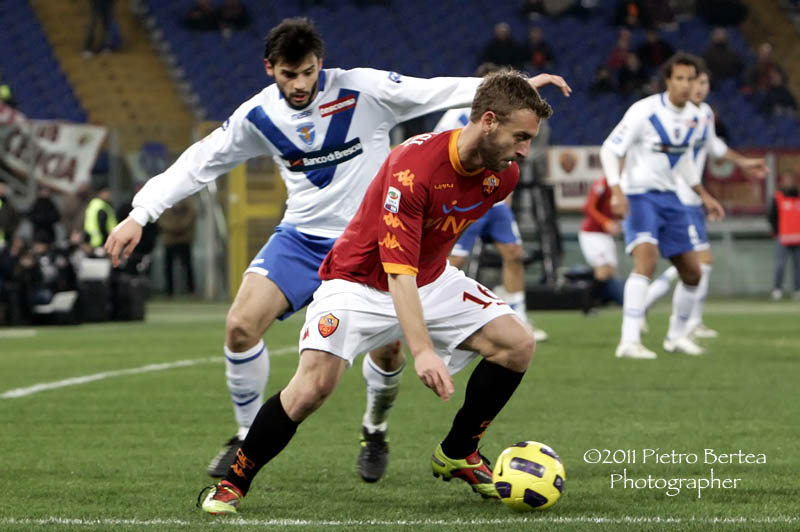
left=580, top=177, right=615, bottom=233
left=319, top=129, right=519, bottom=290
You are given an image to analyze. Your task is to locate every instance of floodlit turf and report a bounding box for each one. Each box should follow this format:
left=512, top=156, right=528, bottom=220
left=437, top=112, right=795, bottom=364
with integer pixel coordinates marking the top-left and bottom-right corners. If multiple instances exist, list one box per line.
left=1, top=299, right=798, bottom=531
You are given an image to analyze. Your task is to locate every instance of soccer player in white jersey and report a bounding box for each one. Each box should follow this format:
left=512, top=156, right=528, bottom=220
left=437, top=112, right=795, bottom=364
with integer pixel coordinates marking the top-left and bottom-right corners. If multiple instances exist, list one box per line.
left=104, top=18, right=571, bottom=481
left=434, top=64, right=548, bottom=343
left=644, top=63, right=767, bottom=337
left=600, top=53, right=725, bottom=359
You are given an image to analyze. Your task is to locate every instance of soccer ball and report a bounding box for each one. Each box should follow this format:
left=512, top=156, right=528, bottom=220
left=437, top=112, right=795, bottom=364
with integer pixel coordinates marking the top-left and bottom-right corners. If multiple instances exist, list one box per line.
left=492, top=441, right=565, bottom=511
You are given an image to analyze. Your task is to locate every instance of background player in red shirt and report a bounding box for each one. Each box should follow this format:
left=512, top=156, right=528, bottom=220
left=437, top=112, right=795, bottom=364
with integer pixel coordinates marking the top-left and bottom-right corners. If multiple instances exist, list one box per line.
left=200, top=70, right=556, bottom=514
left=579, top=176, right=624, bottom=305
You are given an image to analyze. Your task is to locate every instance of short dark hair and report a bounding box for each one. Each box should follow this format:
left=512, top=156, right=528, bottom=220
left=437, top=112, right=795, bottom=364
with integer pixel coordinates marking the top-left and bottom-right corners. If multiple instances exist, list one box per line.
left=661, top=52, right=699, bottom=80
left=264, top=18, right=325, bottom=65
left=470, top=69, right=553, bottom=123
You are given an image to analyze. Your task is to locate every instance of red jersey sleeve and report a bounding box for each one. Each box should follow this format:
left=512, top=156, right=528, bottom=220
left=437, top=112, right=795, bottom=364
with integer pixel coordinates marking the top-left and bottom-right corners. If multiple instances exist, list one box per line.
left=378, top=159, right=429, bottom=276
left=583, top=178, right=612, bottom=229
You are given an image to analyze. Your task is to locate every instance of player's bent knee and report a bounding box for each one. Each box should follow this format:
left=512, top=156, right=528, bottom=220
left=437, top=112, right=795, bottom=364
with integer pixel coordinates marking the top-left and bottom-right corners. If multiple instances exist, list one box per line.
left=680, top=268, right=702, bottom=286
left=487, top=328, right=535, bottom=373
left=225, top=312, right=260, bottom=352
left=507, top=333, right=535, bottom=372
left=283, top=370, right=339, bottom=420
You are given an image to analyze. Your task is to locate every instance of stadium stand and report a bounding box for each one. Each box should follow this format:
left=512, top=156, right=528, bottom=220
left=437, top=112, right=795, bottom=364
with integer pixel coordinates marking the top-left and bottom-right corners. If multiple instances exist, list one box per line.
left=135, top=0, right=800, bottom=147
left=0, top=1, right=86, bottom=122
left=1, top=0, right=797, bottom=149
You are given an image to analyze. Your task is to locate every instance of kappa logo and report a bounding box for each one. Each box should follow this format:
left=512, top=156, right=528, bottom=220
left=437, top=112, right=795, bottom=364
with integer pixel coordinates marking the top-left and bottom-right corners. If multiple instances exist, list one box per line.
left=221, top=118, right=230, bottom=131
left=384, top=186, right=401, bottom=213
left=482, top=175, right=500, bottom=196
left=379, top=232, right=404, bottom=251
left=320, top=95, right=357, bottom=117
left=291, top=109, right=313, bottom=120
left=232, top=448, right=256, bottom=478
left=383, top=212, right=407, bottom=230
left=296, top=123, right=315, bottom=146
left=394, top=169, right=415, bottom=192
left=318, top=313, right=340, bottom=338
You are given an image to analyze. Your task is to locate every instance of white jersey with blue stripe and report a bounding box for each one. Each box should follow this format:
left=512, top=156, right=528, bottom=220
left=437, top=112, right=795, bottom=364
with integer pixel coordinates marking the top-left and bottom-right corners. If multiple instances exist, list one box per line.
left=602, top=92, right=701, bottom=195
left=434, top=107, right=471, bottom=133
left=676, top=101, right=728, bottom=206
left=130, top=68, right=482, bottom=237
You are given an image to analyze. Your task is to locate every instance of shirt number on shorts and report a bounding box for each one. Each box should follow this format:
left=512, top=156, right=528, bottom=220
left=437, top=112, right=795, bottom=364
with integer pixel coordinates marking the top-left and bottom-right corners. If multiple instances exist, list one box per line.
left=688, top=224, right=700, bottom=247
left=462, top=286, right=505, bottom=309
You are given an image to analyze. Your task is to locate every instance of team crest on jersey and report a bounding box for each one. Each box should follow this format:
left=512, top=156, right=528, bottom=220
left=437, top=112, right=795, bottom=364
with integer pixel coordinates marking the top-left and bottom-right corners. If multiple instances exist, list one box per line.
left=482, top=175, right=500, bottom=196
left=384, top=186, right=401, bottom=213
left=318, top=313, right=339, bottom=338
left=296, top=123, right=315, bottom=146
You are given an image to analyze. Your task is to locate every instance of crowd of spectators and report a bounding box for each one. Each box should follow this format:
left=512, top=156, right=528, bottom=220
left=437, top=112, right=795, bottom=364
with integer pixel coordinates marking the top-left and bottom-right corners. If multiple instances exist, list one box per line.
left=0, top=172, right=195, bottom=325
left=489, top=0, right=798, bottom=119
left=182, top=0, right=251, bottom=39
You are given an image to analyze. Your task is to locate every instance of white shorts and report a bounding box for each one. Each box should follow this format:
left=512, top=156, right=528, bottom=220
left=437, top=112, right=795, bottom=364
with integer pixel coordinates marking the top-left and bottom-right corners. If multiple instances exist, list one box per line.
left=298, top=266, right=517, bottom=375
left=578, top=231, right=618, bottom=269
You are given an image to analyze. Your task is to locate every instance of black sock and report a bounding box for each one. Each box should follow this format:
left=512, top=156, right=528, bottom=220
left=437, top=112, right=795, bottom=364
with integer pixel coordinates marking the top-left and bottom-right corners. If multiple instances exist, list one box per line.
left=223, top=391, right=298, bottom=495
left=440, top=359, right=525, bottom=459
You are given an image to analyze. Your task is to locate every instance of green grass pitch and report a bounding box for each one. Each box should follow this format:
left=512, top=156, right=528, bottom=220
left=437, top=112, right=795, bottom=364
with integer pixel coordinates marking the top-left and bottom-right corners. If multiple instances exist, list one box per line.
left=1, top=299, right=798, bottom=531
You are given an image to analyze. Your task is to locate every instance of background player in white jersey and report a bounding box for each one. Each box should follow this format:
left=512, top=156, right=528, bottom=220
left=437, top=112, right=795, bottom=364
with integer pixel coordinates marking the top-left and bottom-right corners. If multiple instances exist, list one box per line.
left=644, top=62, right=767, bottom=337
left=435, top=63, right=548, bottom=343
left=600, top=53, right=725, bottom=360
left=104, top=18, right=571, bottom=482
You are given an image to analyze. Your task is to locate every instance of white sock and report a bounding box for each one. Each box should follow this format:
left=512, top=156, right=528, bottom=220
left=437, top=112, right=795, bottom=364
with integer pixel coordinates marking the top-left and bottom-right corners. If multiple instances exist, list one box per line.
left=224, top=340, right=269, bottom=439
left=667, top=282, right=699, bottom=341
left=362, top=354, right=405, bottom=434
left=621, top=273, right=649, bottom=344
left=645, top=266, right=678, bottom=310
left=501, top=288, right=527, bottom=323
left=686, top=264, right=712, bottom=333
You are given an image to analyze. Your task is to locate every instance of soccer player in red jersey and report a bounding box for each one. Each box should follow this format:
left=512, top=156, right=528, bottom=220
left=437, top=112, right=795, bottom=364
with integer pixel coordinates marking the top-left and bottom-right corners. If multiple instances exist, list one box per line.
left=200, top=70, right=555, bottom=514
left=579, top=176, right=624, bottom=305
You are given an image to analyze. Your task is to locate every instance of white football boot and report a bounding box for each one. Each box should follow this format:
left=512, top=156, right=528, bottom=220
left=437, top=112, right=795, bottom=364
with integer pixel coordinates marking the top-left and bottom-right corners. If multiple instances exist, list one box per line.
left=615, top=342, right=657, bottom=359
left=691, top=323, right=718, bottom=339
left=663, top=336, right=705, bottom=355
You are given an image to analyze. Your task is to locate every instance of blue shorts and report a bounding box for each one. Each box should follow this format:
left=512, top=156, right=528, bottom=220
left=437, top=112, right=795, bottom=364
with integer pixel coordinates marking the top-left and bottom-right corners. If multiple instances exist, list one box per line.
left=451, top=204, right=521, bottom=257
left=685, top=205, right=709, bottom=251
left=623, top=191, right=694, bottom=258
left=245, top=224, right=337, bottom=320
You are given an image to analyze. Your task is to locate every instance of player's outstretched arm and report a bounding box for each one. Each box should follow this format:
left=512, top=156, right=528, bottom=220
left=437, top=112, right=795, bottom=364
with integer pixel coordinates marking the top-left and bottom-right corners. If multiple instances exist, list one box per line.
left=528, top=73, right=572, bottom=97
left=727, top=150, right=768, bottom=179
left=104, top=216, right=143, bottom=267
left=387, top=273, right=454, bottom=401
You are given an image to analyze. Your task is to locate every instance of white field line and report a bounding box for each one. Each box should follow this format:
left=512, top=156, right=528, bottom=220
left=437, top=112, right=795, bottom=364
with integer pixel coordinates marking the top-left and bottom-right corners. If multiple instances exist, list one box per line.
left=0, top=328, right=37, bottom=338
left=0, top=516, right=797, bottom=527
left=0, top=346, right=297, bottom=399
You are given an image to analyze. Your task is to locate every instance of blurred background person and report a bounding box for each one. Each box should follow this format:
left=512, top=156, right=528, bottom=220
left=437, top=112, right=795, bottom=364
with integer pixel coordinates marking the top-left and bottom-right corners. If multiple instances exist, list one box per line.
left=702, top=28, right=743, bottom=82
left=158, top=197, right=197, bottom=297
left=27, top=185, right=60, bottom=246
left=83, top=183, right=117, bottom=255
left=768, top=172, right=800, bottom=300
left=83, top=0, right=117, bottom=56
left=579, top=176, right=624, bottom=306
left=479, top=22, right=526, bottom=70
